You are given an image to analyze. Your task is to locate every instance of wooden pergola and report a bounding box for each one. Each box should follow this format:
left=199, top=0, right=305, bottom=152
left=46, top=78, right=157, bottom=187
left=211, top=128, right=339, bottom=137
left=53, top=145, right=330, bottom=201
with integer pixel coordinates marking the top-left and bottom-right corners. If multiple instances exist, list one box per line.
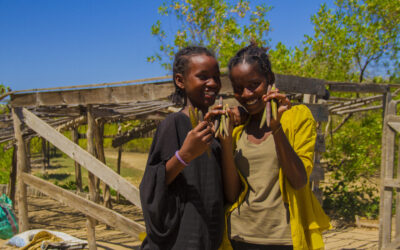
left=1, top=73, right=395, bottom=249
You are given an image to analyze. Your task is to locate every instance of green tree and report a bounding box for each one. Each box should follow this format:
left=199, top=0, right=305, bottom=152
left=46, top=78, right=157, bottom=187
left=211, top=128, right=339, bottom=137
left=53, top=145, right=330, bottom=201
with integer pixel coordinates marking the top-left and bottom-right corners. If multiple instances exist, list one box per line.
left=271, top=0, right=400, bottom=83
left=148, top=0, right=272, bottom=70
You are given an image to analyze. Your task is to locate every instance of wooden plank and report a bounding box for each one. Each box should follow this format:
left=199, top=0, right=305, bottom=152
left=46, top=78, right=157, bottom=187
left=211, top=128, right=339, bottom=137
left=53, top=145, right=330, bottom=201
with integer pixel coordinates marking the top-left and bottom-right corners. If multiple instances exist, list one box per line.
left=388, top=121, right=400, bottom=134
left=22, top=173, right=145, bottom=237
left=10, top=81, right=176, bottom=107
left=275, top=74, right=327, bottom=97
left=328, top=82, right=390, bottom=93
left=315, top=133, right=325, bottom=153
left=20, top=108, right=142, bottom=209
left=112, top=122, right=158, bottom=148
left=383, top=178, right=400, bottom=189
left=12, top=108, right=29, bottom=232
left=10, top=74, right=331, bottom=108
left=294, top=103, right=329, bottom=122
left=379, top=100, right=396, bottom=248
left=309, top=163, right=324, bottom=181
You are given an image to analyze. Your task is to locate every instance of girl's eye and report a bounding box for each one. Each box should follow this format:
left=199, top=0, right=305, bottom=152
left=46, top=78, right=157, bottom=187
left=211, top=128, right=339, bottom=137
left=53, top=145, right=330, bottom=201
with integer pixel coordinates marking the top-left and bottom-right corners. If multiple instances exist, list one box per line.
left=198, top=75, right=208, bottom=80
left=250, top=82, right=260, bottom=89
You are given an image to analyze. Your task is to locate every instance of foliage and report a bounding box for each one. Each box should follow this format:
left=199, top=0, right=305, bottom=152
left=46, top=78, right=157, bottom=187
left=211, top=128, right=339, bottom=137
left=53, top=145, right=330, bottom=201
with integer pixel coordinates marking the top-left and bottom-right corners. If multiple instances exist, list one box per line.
left=322, top=110, right=382, bottom=221
left=270, top=0, right=400, bottom=83
left=148, top=0, right=272, bottom=70
left=0, top=145, right=13, bottom=184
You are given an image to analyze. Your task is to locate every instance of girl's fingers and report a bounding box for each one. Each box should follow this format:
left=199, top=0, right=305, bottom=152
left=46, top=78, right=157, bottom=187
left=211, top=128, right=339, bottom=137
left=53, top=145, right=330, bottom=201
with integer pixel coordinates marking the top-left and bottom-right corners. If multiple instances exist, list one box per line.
left=193, top=121, right=209, bottom=132
left=204, top=108, right=225, bottom=121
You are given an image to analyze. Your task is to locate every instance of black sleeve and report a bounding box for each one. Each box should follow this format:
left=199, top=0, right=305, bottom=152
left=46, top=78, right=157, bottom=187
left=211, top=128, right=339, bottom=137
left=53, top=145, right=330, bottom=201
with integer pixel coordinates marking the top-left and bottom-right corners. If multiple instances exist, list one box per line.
left=139, top=115, right=184, bottom=248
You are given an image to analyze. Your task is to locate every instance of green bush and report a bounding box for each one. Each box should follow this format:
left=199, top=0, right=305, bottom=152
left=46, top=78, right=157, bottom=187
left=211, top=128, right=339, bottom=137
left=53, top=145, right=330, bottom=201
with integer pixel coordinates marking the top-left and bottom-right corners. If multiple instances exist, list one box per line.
left=322, top=109, right=382, bottom=221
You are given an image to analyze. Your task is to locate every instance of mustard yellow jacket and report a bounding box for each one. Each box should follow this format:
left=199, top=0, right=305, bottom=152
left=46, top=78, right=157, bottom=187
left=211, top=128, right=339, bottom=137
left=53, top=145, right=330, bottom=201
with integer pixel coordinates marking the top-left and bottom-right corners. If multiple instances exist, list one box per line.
left=219, top=104, right=331, bottom=250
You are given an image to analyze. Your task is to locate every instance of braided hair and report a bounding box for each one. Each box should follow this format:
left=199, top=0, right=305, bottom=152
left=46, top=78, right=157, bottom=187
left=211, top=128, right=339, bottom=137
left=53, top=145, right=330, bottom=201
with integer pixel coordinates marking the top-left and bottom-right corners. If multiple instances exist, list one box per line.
left=171, top=46, right=216, bottom=105
left=228, top=42, right=275, bottom=86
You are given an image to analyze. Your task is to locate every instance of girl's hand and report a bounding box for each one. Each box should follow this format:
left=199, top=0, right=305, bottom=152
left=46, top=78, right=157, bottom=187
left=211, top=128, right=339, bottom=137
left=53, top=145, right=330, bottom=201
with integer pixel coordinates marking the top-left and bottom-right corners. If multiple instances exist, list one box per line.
left=179, top=121, right=213, bottom=164
left=262, top=88, right=291, bottom=130
left=217, top=108, right=234, bottom=147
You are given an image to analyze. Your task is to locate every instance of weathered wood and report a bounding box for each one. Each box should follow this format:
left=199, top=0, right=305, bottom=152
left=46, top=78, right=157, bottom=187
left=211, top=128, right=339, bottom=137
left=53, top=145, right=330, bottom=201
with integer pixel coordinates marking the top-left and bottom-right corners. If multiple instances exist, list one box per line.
left=22, top=173, right=145, bottom=237
left=379, top=100, right=396, bottom=249
left=334, top=105, right=383, bottom=115
left=315, top=133, right=325, bottom=153
left=328, top=82, right=390, bottom=93
left=56, top=116, right=86, bottom=132
left=41, top=138, right=47, bottom=172
left=11, top=108, right=29, bottom=232
left=384, top=178, right=400, bottom=189
left=112, top=121, right=158, bottom=148
left=86, top=105, right=97, bottom=250
left=328, top=94, right=383, bottom=111
left=275, top=74, right=327, bottom=97
left=299, top=104, right=329, bottom=122
left=309, top=163, right=324, bottom=181
left=10, top=81, right=176, bottom=107
left=71, top=128, right=83, bottom=192
left=20, top=108, right=142, bottom=208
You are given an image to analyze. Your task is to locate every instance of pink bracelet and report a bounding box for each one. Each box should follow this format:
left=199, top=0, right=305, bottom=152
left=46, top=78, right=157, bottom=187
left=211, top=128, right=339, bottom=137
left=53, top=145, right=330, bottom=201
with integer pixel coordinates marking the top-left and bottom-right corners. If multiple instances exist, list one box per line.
left=175, top=150, right=189, bottom=167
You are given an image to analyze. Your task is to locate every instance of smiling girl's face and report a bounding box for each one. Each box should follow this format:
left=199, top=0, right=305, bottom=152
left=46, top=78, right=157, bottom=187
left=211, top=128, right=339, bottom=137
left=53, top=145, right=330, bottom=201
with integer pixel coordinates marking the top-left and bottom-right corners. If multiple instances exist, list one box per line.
left=176, top=54, right=221, bottom=112
left=230, top=62, right=270, bottom=116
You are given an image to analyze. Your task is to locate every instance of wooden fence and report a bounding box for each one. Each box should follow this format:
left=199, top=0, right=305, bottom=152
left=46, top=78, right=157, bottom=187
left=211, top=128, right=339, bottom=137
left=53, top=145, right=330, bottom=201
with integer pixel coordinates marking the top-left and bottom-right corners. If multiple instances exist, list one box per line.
left=4, top=74, right=395, bottom=249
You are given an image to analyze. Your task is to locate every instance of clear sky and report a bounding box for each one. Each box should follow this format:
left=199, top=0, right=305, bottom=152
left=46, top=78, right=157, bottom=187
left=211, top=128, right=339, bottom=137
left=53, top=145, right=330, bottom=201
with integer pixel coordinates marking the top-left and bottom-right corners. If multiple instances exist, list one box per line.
left=0, top=0, right=334, bottom=91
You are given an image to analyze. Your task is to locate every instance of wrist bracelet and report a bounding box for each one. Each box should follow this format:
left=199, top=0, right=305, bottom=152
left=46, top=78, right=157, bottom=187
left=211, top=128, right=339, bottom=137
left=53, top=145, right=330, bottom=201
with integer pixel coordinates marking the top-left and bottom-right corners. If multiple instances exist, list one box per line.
left=175, top=150, right=189, bottom=167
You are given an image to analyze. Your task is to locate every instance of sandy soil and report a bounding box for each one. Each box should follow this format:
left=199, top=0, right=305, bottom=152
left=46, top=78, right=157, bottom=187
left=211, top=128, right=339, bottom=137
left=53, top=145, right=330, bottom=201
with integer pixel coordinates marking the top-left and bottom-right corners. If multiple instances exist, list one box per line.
left=104, top=150, right=148, bottom=171
left=1, top=151, right=382, bottom=249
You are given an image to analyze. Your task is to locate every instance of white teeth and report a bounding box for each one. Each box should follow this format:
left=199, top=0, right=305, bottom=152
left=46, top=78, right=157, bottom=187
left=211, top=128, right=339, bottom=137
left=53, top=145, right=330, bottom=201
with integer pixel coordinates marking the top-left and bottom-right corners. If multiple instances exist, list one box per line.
left=205, top=92, right=215, bottom=96
left=246, top=99, right=257, bottom=105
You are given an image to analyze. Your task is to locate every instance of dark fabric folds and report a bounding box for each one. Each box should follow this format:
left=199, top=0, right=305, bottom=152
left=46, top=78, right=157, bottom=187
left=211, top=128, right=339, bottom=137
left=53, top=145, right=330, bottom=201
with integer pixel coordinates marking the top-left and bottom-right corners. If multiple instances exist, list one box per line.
left=140, top=112, right=224, bottom=250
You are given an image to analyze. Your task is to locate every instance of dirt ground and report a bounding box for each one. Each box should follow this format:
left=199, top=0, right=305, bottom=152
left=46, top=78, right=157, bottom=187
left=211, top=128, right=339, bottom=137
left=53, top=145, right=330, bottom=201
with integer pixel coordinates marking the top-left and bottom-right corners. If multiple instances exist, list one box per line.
left=0, top=151, right=382, bottom=249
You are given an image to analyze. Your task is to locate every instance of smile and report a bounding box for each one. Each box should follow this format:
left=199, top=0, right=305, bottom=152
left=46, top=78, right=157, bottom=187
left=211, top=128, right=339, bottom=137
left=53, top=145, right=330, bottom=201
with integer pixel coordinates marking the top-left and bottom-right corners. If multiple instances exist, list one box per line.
left=246, top=99, right=258, bottom=105
left=204, top=91, right=216, bottom=97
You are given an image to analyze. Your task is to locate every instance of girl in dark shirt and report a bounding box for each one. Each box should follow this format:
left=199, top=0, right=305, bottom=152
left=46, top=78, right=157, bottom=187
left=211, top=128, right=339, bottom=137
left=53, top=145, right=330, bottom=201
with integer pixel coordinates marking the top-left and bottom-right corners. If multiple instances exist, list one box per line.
left=140, top=46, right=236, bottom=250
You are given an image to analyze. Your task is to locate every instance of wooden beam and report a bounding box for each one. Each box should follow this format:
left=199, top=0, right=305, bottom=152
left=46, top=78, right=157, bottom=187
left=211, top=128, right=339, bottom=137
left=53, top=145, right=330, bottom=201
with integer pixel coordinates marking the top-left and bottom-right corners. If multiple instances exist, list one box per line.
left=22, top=173, right=145, bottom=237
left=10, top=74, right=331, bottom=107
left=296, top=104, right=329, bottom=122
left=20, top=108, right=142, bottom=209
left=85, top=105, right=97, bottom=250
left=112, top=122, right=158, bottom=148
left=315, top=133, right=325, bottom=153
left=10, top=81, right=176, bottom=107
left=328, top=82, right=390, bottom=93
left=12, top=108, right=29, bottom=232
left=383, top=178, right=400, bottom=189
left=275, top=74, right=327, bottom=97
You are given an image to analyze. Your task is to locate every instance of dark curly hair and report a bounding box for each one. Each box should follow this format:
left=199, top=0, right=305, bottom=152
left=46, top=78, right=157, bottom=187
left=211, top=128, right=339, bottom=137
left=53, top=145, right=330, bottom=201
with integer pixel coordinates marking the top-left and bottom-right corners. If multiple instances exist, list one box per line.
left=170, top=46, right=216, bottom=105
left=228, top=42, right=275, bottom=86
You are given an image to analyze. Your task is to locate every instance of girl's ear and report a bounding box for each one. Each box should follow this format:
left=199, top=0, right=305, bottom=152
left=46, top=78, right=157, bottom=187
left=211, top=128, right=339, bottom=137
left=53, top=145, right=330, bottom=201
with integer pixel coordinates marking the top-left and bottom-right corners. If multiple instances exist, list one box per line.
left=175, top=73, right=185, bottom=90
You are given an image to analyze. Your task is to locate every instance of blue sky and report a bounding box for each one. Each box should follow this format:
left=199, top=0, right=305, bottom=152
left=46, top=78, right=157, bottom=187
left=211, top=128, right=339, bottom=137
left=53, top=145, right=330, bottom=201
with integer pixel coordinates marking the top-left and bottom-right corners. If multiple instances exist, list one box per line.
left=0, top=0, right=334, bottom=91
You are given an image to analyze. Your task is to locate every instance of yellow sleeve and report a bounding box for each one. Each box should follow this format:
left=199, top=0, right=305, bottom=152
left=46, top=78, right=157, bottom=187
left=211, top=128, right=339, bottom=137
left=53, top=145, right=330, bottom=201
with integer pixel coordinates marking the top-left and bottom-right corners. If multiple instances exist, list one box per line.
left=281, top=104, right=317, bottom=179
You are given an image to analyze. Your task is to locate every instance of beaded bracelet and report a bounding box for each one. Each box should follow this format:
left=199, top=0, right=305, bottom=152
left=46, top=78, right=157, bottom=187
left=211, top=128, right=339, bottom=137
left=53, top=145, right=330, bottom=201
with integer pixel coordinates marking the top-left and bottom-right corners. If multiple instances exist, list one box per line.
left=175, top=150, right=189, bottom=167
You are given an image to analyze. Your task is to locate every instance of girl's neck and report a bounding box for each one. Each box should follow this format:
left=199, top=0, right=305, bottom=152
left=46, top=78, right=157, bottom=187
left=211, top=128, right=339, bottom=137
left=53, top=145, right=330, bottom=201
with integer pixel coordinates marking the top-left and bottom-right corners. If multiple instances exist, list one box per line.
left=181, top=105, right=208, bottom=116
left=246, top=111, right=272, bottom=140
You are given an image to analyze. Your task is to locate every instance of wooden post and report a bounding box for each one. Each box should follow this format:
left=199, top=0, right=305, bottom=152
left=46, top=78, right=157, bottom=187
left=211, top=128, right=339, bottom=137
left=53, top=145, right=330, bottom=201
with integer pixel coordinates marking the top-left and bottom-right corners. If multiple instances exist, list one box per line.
left=71, top=128, right=83, bottom=192
left=379, top=100, right=396, bottom=248
left=116, top=123, right=122, bottom=203
left=7, top=145, right=17, bottom=208
left=46, top=141, right=50, bottom=167
left=12, top=108, right=29, bottom=232
left=41, top=137, right=47, bottom=173
left=94, top=120, right=112, bottom=229
left=24, top=137, right=31, bottom=173
left=116, top=146, right=122, bottom=203
left=86, top=105, right=98, bottom=250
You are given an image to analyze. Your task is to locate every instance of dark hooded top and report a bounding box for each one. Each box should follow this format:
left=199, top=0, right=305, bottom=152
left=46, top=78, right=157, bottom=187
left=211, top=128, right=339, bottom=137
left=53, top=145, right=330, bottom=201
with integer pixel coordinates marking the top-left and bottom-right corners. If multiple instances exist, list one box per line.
left=139, top=112, right=225, bottom=250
